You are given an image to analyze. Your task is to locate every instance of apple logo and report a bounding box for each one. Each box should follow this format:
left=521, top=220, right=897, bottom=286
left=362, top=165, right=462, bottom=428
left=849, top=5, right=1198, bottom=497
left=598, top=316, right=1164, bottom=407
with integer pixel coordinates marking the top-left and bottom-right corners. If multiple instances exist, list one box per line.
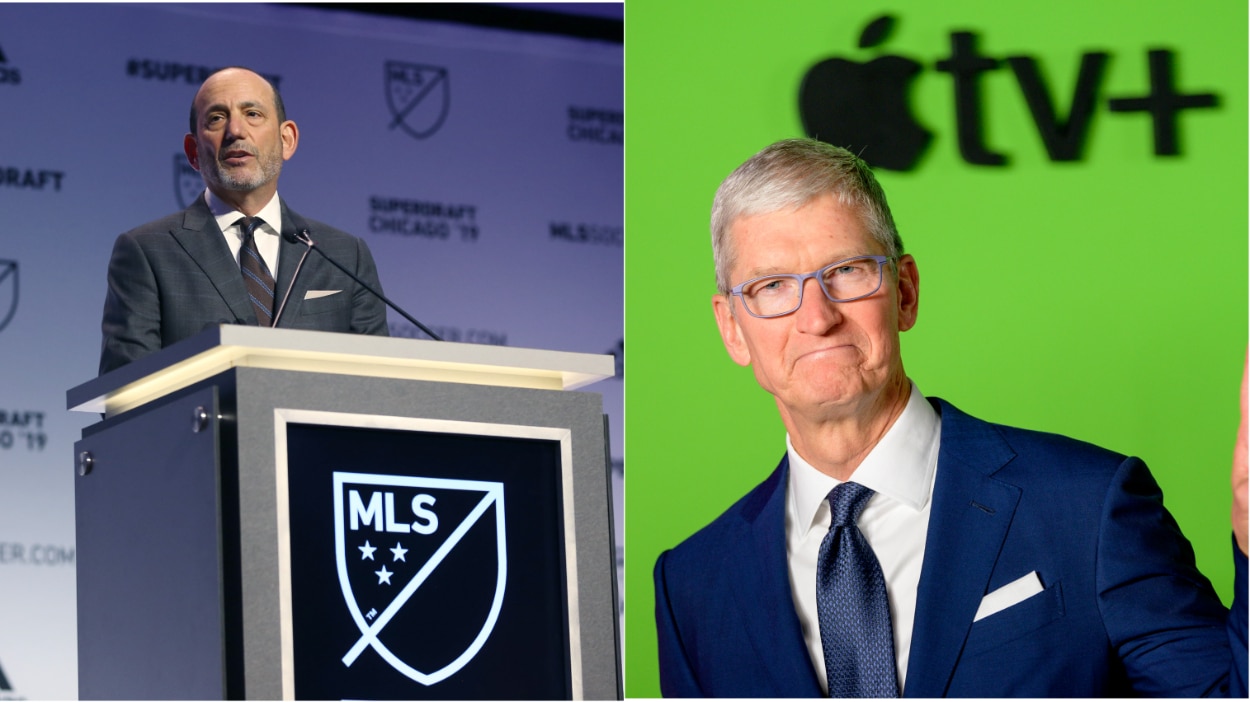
left=798, top=15, right=932, bottom=171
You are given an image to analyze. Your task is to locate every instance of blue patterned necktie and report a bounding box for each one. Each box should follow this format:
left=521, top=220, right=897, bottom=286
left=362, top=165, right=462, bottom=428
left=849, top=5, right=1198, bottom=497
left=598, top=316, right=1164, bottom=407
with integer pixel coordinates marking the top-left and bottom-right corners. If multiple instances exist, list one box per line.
left=816, top=481, right=900, bottom=697
left=237, top=217, right=275, bottom=326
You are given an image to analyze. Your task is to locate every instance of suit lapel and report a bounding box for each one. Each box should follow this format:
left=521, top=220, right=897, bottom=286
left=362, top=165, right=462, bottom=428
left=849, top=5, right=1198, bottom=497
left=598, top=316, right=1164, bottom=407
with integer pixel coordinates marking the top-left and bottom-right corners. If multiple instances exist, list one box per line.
left=726, top=457, right=824, bottom=697
left=903, top=399, right=1021, bottom=698
left=170, top=196, right=257, bottom=325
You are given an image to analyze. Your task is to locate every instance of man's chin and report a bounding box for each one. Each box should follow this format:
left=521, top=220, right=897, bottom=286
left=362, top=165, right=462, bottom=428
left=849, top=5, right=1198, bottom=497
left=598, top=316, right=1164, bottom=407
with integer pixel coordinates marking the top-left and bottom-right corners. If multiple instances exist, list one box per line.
left=776, top=381, right=861, bottom=412
left=210, top=174, right=266, bottom=193
left=779, top=373, right=896, bottom=415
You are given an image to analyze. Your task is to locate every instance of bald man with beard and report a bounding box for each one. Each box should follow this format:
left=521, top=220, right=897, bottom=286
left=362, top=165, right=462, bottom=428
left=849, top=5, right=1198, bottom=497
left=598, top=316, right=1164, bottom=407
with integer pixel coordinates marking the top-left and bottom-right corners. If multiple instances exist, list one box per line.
left=99, top=66, right=388, bottom=374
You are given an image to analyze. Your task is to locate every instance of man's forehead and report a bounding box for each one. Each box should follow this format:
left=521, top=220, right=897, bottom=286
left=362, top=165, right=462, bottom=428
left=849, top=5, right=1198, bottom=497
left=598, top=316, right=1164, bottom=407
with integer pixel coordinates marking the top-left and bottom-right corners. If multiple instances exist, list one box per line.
left=730, top=195, right=872, bottom=244
left=195, top=70, right=273, bottom=107
left=726, top=202, right=879, bottom=280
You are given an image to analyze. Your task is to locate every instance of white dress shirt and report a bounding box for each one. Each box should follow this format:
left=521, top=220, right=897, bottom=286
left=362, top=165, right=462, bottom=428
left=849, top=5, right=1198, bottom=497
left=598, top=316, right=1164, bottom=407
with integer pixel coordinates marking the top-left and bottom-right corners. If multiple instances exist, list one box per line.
left=785, top=382, right=941, bottom=694
left=205, top=189, right=284, bottom=276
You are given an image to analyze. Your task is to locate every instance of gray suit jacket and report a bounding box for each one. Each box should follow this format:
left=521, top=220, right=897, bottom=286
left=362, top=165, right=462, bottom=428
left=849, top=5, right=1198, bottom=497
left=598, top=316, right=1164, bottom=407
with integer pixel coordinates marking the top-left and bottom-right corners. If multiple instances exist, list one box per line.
left=100, top=195, right=389, bottom=374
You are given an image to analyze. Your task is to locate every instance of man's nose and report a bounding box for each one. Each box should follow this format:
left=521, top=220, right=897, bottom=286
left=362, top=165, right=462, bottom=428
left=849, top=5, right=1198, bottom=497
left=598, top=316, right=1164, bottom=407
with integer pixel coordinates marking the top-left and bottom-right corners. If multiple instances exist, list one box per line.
left=794, top=276, right=840, bottom=333
left=223, top=113, right=247, bottom=140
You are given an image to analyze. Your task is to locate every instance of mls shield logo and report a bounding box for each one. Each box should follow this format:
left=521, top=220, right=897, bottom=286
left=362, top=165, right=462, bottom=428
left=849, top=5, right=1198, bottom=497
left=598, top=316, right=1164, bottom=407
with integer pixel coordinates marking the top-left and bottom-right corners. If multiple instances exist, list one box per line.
left=174, top=156, right=203, bottom=209
left=0, top=260, right=17, bottom=334
left=334, top=472, right=506, bottom=686
left=385, top=61, right=450, bottom=140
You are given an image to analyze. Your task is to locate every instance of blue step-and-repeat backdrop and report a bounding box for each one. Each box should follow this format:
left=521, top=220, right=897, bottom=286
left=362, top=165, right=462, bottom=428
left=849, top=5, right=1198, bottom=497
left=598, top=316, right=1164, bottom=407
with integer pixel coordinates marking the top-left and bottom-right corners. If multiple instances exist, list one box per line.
left=0, top=4, right=622, bottom=698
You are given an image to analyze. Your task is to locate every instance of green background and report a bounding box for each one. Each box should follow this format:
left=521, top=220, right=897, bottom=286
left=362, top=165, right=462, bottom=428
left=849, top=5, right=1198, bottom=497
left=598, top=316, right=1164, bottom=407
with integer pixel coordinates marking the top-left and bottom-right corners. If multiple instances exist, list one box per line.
left=623, top=0, right=1248, bottom=697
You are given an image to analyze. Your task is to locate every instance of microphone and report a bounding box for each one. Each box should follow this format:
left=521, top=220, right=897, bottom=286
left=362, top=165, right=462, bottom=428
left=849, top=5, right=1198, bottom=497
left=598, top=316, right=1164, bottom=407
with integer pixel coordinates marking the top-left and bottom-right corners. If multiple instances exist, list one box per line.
left=282, top=228, right=442, bottom=341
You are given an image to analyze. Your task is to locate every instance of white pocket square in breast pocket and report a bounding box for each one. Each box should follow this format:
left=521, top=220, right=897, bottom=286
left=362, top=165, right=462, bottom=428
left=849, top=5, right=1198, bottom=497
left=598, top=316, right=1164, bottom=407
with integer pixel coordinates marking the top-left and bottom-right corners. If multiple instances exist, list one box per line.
left=304, top=289, right=342, bottom=300
left=974, top=571, right=1044, bottom=622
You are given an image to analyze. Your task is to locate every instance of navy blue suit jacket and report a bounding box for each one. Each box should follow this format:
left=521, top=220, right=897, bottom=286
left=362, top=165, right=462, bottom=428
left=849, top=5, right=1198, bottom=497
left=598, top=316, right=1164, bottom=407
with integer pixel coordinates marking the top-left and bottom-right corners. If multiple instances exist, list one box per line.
left=655, top=398, right=1249, bottom=697
left=100, top=196, right=388, bottom=374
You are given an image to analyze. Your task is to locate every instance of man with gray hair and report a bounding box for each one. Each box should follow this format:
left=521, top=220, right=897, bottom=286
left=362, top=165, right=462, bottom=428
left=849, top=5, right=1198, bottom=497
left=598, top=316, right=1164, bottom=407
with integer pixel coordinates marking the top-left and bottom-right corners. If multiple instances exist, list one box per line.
left=654, top=138, right=1247, bottom=697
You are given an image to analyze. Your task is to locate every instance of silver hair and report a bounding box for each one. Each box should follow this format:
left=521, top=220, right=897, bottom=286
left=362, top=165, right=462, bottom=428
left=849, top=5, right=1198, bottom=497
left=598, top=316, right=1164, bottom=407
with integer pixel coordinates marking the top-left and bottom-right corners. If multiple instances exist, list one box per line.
left=709, top=138, right=903, bottom=294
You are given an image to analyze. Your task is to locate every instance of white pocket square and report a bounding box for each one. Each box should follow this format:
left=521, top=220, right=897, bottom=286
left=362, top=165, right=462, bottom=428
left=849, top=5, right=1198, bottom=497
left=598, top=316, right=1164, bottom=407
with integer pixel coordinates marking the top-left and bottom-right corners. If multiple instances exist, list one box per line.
left=304, top=289, right=342, bottom=300
left=974, top=571, right=1044, bottom=622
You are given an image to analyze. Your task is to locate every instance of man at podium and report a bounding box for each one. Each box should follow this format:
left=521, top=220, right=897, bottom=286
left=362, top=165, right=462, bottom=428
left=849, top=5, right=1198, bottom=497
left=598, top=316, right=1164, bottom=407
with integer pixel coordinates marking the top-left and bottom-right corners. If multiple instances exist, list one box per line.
left=98, top=66, right=389, bottom=375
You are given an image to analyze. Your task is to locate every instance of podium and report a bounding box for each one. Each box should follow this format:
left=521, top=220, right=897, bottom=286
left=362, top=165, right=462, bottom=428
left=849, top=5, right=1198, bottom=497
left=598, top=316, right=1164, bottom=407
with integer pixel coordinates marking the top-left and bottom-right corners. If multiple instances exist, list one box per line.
left=67, top=326, right=620, bottom=700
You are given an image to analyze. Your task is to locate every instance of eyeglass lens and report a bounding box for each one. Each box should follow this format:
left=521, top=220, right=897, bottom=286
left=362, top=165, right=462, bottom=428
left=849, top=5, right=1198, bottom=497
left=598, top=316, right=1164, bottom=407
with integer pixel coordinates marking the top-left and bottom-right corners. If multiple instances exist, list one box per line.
left=740, top=257, right=883, bottom=317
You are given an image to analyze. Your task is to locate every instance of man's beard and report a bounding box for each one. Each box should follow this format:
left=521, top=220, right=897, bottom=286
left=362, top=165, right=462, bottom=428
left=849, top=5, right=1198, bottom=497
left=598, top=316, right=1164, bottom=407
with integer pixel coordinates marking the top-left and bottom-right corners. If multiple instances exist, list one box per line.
left=202, top=143, right=283, bottom=192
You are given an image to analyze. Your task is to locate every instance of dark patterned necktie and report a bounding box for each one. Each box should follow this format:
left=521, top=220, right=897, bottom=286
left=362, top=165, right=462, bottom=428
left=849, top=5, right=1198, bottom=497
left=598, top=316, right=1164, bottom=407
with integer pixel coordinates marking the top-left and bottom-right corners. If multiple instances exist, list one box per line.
left=237, top=217, right=275, bottom=326
left=816, top=482, right=900, bottom=697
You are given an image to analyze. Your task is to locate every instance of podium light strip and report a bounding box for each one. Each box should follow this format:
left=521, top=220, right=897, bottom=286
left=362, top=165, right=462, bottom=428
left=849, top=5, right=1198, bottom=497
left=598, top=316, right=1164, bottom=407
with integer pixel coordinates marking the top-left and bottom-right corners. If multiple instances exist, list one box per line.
left=69, top=326, right=615, bottom=416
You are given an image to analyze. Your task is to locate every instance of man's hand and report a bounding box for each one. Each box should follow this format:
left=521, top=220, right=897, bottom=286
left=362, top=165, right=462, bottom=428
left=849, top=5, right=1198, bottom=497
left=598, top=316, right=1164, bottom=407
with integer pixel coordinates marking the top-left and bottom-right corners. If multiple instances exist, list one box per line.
left=1234, top=349, right=1248, bottom=557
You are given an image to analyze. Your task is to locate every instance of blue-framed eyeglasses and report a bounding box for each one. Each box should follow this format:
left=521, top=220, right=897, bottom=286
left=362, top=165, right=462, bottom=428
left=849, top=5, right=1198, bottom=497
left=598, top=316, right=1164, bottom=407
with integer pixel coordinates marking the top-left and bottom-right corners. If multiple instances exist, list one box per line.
left=729, top=255, right=893, bottom=318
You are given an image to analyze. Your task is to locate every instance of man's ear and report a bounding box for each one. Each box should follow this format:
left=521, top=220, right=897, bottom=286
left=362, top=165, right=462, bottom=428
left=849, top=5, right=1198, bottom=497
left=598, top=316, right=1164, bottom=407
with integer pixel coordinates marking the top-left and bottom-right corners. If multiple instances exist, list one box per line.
left=713, top=293, right=752, bottom=367
left=183, top=134, right=200, bottom=172
left=280, top=120, right=299, bottom=161
left=896, top=254, right=919, bottom=332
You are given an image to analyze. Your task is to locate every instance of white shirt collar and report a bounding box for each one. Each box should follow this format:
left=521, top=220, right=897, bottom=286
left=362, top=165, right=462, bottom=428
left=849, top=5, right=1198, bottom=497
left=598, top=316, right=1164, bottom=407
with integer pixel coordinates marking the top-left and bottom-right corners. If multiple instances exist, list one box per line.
left=204, top=189, right=283, bottom=239
left=788, top=382, right=940, bottom=533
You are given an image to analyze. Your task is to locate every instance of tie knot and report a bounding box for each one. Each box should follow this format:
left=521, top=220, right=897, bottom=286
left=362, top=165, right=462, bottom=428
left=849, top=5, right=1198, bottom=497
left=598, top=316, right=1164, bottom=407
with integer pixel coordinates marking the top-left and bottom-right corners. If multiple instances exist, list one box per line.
left=827, top=482, right=874, bottom=527
left=237, top=216, right=265, bottom=240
